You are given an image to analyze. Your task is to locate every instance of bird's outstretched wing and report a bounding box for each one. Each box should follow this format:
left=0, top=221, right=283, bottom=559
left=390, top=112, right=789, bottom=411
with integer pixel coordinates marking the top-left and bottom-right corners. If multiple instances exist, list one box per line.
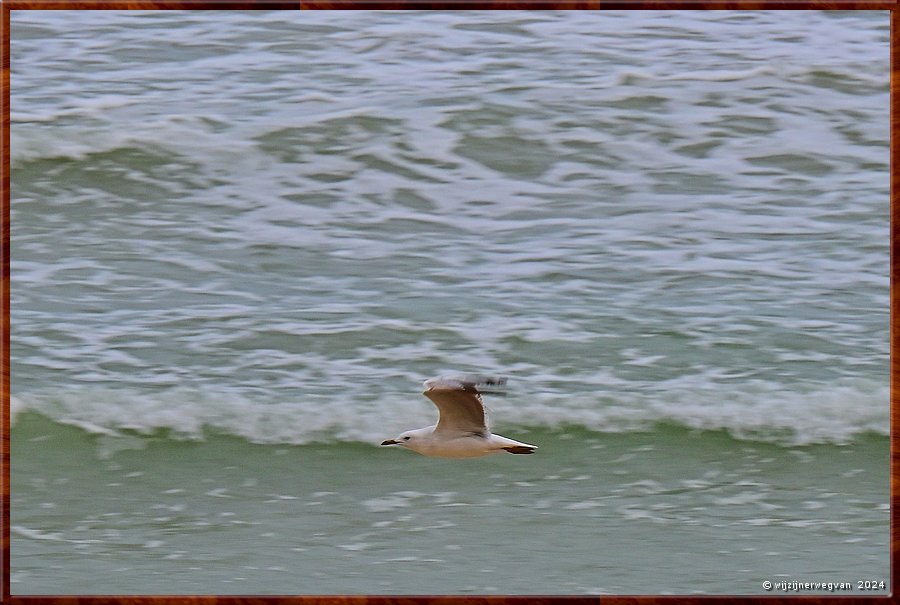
left=422, top=375, right=506, bottom=436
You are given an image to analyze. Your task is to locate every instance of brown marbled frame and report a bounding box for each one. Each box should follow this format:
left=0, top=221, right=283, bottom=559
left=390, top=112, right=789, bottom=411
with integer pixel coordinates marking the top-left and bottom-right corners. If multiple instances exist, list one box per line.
left=0, top=2, right=895, bottom=603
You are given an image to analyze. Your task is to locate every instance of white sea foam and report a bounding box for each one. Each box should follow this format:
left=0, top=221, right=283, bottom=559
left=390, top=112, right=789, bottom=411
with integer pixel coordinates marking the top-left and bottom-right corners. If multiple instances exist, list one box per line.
left=10, top=10, right=887, bottom=452
left=12, top=376, right=888, bottom=447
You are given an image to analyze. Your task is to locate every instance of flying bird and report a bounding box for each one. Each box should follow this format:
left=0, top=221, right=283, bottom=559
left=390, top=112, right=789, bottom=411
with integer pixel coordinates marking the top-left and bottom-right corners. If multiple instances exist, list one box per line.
left=381, top=375, right=537, bottom=458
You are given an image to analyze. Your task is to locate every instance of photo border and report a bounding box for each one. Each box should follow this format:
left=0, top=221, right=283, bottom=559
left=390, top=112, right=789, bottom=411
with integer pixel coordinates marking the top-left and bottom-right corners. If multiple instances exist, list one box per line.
left=0, top=2, right=895, bottom=603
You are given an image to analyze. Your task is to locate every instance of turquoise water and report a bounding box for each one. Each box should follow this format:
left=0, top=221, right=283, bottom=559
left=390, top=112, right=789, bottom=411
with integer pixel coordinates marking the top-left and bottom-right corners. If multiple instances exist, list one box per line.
left=10, top=10, right=890, bottom=595
left=12, top=414, right=889, bottom=595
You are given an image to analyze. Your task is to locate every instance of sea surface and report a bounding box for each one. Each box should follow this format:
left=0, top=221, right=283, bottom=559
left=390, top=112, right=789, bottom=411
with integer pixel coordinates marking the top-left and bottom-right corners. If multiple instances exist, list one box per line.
left=9, top=10, right=890, bottom=595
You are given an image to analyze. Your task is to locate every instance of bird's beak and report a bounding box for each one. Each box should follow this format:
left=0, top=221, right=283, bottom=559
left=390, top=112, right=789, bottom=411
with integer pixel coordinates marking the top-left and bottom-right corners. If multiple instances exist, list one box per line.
left=381, top=439, right=399, bottom=446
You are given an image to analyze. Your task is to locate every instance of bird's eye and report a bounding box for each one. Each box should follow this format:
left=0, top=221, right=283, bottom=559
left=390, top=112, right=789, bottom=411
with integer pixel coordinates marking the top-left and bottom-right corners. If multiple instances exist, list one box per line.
left=403, top=436, right=411, bottom=441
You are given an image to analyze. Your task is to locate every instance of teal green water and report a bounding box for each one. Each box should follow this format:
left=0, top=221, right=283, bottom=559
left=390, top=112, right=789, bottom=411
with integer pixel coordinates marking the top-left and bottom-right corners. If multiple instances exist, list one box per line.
left=12, top=413, right=889, bottom=595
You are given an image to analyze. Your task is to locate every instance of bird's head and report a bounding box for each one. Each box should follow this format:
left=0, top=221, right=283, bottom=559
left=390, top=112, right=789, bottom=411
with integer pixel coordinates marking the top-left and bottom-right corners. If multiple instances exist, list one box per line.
left=381, top=428, right=430, bottom=453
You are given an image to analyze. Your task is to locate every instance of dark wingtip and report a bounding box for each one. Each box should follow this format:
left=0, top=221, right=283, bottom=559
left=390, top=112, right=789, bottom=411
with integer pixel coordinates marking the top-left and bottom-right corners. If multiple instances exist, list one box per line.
left=502, top=446, right=536, bottom=454
left=460, top=375, right=508, bottom=395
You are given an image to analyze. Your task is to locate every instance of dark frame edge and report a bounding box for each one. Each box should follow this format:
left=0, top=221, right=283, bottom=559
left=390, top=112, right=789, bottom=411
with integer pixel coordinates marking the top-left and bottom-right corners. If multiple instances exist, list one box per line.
left=0, top=1, right=899, bottom=11
left=2, top=2, right=11, bottom=603
left=0, top=4, right=896, bottom=604
left=890, top=4, right=898, bottom=605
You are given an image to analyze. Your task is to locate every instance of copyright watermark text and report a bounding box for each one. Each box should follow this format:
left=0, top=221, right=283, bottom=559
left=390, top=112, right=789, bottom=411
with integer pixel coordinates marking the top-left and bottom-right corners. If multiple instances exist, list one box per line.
left=763, top=580, right=887, bottom=593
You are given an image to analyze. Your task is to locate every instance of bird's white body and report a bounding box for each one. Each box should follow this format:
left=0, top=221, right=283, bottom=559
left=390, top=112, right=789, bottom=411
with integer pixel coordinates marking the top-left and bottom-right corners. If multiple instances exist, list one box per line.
left=381, top=376, right=537, bottom=459
left=393, top=425, right=537, bottom=458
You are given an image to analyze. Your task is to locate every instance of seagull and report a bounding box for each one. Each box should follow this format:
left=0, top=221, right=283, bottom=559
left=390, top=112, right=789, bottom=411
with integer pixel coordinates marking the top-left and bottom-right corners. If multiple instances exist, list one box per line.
left=380, top=375, right=537, bottom=458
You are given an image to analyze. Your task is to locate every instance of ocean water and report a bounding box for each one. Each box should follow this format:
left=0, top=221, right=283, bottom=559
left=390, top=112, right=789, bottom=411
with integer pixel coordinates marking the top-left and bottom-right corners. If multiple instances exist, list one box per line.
left=9, top=10, right=889, bottom=595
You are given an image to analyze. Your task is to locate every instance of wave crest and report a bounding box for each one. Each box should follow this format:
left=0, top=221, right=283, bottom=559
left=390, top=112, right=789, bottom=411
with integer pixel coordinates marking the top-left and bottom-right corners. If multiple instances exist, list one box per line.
left=11, top=379, right=888, bottom=447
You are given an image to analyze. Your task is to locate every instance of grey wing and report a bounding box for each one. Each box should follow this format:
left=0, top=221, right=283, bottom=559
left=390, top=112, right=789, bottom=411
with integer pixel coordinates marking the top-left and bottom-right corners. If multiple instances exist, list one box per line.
left=423, top=387, right=488, bottom=436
